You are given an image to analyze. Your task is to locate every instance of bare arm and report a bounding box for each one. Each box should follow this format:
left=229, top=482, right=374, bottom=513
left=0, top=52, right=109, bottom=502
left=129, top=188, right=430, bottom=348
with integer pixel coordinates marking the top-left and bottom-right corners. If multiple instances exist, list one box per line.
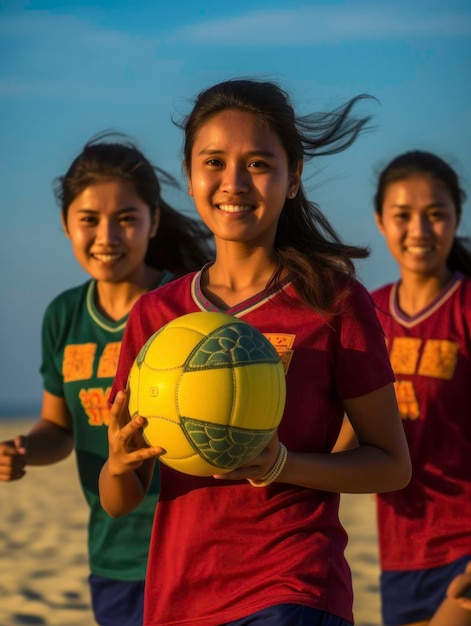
left=0, top=391, right=74, bottom=481
left=99, top=391, right=163, bottom=518
left=331, top=416, right=358, bottom=453
left=217, top=383, right=411, bottom=494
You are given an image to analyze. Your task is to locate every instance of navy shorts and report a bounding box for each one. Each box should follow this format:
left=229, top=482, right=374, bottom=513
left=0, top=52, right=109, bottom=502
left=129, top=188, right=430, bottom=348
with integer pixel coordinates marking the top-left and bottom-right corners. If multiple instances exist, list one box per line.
left=89, top=574, right=145, bottom=626
left=222, top=604, right=352, bottom=625
left=381, top=554, right=471, bottom=625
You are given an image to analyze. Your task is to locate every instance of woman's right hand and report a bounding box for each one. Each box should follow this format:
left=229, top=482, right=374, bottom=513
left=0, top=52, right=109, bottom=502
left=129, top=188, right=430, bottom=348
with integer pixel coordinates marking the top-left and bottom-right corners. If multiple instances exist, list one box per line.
left=0, top=437, right=27, bottom=481
left=106, top=390, right=164, bottom=477
left=447, top=561, right=471, bottom=610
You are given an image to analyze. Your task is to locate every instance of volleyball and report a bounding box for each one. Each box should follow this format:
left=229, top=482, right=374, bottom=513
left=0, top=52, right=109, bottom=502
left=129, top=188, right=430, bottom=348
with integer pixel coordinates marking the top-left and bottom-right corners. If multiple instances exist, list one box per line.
left=127, top=311, right=286, bottom=476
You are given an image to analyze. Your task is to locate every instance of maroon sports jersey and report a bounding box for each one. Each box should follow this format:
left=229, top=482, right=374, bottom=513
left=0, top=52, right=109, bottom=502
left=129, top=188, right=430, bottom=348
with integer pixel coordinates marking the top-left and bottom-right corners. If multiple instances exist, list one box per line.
left=112, top=269, right=395, bottom=625
left=373, top=274, right=471, bottom=571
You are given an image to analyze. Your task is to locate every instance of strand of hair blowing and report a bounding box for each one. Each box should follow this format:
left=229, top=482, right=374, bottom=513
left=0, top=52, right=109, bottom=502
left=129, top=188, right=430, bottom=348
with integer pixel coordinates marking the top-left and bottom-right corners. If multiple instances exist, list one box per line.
left=180, top=80, right=375, bottom=314
left=272, top=95, right=375, bottom=315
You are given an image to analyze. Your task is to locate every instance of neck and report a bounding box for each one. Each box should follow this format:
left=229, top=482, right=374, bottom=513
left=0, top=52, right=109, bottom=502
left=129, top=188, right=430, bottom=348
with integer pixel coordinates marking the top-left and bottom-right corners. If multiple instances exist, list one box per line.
left=95, top=267, right=161, bottom=321
left=396, top=269, right=454, bottom=317
left=202, top=244, right=280, bottom=309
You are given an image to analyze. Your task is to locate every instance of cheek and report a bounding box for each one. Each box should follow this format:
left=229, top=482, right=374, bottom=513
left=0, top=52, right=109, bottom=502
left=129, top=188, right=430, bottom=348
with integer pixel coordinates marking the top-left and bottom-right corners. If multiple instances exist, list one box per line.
left=192, top=176, right=211, bottom=194
left=439, top=223, right=458, bottom=247
left=127, top=225, right=154, bottom=248
left=68, top=229, right=89, bottom=249
left=380, top=221, right=403, bottom=244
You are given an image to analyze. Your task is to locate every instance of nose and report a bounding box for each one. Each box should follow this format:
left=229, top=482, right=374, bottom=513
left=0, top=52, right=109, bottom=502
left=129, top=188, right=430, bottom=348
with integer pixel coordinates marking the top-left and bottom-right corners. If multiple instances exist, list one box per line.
left=409, top=213, right=431, bottom=237
left=96, top=219, right=119, bottom=244
left=220, top=163, right=250, bottom=194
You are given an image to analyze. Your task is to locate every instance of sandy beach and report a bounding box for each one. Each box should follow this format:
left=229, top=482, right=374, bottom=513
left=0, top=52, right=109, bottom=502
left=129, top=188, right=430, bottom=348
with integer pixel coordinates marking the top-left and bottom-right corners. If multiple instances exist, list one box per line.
left=1, top=417, right=382, bottom=626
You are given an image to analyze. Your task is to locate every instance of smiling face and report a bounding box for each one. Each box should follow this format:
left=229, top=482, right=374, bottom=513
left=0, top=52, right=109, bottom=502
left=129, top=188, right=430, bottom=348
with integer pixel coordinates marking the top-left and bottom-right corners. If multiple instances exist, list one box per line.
left=62, top=178, right=159, bottom=284
left=186, top=109, right=301, bottom=250
left=376, top=175, right=459, bottom=281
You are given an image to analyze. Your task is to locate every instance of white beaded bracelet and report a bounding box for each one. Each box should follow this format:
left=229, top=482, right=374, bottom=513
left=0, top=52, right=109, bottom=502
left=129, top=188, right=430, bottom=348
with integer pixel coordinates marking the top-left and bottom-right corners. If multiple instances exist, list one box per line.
left=248, top=443, right=288, bottom=487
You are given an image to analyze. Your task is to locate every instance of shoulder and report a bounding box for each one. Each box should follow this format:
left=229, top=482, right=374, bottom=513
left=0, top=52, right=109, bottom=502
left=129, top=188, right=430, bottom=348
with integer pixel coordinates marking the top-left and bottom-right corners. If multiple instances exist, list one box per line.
left=371, top=282, right=394, bottom=302
left=455, top=275, right=471, bottom=317
left=43, top=281, right=92, bottom=319
left=329, top=279, right=387, bottom=339
left=459, top=274, right=471, bottom=295
left=370, top=282, right=394, bottom=318
left=341, top=279, right=381, bottom=317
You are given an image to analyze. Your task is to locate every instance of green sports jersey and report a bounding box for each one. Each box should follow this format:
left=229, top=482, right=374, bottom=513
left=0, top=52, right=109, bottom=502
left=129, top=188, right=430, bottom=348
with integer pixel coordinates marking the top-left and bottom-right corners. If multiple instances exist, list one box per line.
left=40, top=274, right=174, bottom=581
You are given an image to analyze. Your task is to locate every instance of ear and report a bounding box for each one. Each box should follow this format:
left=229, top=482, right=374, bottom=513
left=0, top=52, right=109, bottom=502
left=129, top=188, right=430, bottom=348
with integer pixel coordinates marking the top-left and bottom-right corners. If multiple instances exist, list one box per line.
left=60, top=212, right=71, bottom=239
left=149, top=207, right=160, bottom=239
left=374, top=211, right=385, bottom=236
left=184, top=162, right=193, bottom=197
left=287, top=161, right=303, bottom=199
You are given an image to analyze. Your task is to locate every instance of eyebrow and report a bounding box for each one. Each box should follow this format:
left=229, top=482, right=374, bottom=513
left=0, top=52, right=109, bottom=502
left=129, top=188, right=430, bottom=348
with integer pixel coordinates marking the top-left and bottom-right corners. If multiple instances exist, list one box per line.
left=197, top=148, right=279, bottom=159
left=75, top=206, right=141, bottom=213
left=390, top=201, right=448, bottom=209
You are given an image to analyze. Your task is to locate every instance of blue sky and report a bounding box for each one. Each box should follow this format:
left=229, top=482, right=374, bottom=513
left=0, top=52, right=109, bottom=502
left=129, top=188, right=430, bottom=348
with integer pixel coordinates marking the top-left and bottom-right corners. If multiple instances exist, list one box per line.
left=1, top=0, right=470, bottom=414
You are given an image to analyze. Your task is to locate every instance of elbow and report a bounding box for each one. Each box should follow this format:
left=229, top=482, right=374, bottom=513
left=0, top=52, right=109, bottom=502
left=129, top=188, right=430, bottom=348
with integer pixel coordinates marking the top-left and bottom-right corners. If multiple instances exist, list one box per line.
left=399, top=455, right=412, bottom=489
left=379, top=451, right=412, bottom=493
left=103, top=508, right=125, bottom=519
left=99, top=497, right=130, bottom=519
left=397, top=445, right=412, bottom=489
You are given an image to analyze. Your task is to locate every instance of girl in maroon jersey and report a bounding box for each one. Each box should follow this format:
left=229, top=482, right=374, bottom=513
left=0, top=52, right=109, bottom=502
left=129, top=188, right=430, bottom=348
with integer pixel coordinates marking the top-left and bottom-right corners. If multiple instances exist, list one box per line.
left=99, top=79, right=412, bottom=626
left=370, top=151, right=471, bottom=626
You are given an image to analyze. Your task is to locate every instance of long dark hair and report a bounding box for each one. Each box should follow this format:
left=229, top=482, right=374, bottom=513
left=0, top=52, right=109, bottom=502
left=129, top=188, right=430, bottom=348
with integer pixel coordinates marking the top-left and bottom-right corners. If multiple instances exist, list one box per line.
left=180, top=79, right=374, bottom=314
left=54, top=133, right=213, bottom=275
left=374, top=150, right=471, bottom=275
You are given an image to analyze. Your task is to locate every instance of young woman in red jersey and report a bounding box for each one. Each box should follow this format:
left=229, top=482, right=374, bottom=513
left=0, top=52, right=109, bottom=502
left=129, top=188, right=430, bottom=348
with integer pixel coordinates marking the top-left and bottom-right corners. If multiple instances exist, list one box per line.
left=99, top=79, right=411, bottom=626
left=371, top=151, right=471, bottom=626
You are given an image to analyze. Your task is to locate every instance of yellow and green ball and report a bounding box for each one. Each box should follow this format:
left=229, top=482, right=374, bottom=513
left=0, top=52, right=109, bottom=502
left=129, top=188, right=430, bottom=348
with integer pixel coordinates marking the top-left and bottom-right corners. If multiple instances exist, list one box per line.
left=127, top=311, right=286, bottom=476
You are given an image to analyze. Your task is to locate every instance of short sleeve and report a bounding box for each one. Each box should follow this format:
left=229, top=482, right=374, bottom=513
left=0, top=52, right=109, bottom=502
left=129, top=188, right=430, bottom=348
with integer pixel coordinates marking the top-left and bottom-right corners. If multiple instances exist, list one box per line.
left=40, top=300, right=65, bottom=398
left=332, top=281, right=395, bottom=400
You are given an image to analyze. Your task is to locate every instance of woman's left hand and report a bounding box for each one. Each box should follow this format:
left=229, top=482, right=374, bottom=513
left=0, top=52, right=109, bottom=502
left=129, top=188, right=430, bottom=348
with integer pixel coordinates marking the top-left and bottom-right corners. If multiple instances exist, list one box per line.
left=213, top=432, right=281, bottom=482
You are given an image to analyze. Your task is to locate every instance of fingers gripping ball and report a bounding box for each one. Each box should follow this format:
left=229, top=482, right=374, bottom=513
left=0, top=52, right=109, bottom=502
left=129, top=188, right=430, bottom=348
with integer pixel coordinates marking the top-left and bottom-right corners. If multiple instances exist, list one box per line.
left=127, top=312, right=286, bottom=476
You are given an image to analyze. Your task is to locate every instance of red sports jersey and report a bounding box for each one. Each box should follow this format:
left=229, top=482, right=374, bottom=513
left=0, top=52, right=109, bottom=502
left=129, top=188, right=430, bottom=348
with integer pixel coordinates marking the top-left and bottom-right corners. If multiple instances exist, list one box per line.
left=112, top=269, right=395, bottom=625
left=373, top=274, right=471, bottom=571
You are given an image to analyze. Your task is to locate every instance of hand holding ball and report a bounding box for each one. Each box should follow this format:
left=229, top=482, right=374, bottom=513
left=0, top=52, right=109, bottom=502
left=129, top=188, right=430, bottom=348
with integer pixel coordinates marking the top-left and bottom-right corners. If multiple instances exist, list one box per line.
left=127, top=312, right=286, bottom=476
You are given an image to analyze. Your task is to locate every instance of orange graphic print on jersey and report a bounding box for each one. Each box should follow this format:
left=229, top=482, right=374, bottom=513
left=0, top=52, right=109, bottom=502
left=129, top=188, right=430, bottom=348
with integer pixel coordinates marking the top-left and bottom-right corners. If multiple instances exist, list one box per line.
left=79, top=387, right=112, bottom=426
left=264, top=333, right=296, bottom=374
left=389, top=338, right=421, bottom=375
left=394, top=380, right=420, bottom=420
left=418, top=339, right=458, bottom=380
left=63, top=343, right=97, bottom=382
left=97, top=342, right=122, bottom=378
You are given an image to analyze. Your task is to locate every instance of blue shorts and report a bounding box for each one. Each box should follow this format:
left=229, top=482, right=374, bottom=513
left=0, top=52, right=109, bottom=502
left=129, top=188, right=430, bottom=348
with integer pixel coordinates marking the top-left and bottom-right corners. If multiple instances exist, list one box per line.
left=222, top=604, right=352, bottom=625
left=89, top=574, right=145, bottom=626
left=381, top=555, right=471, bottom=625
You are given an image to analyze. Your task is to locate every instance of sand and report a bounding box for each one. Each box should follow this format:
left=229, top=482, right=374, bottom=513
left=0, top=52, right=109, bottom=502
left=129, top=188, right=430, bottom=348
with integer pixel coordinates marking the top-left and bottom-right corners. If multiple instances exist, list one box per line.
left=0, top=417, right=382, bottom=626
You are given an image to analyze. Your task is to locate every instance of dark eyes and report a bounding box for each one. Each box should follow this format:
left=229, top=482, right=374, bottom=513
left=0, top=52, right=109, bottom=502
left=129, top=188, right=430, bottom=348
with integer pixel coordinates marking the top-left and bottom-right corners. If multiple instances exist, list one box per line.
left=392, top=211, right=447, bottom=222
left=204, top=158, right=221, bottom=167
left=78, top=213, right=139, bottom=225
left=204, top=159, right=270, bottom=169
left=249, top=160, right=269, bottom=169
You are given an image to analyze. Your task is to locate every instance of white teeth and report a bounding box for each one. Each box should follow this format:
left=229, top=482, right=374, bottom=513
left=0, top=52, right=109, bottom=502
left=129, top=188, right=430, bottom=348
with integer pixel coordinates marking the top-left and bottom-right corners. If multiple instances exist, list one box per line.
left=407, top=246, right=432, bottom=254
left=218, top=204, right=252, bottom=213
left=92, top=253, right=122, bottom=262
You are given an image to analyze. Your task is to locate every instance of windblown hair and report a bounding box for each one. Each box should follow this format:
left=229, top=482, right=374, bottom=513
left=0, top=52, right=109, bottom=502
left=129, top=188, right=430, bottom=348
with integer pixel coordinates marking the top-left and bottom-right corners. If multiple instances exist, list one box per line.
left=374, top=150, right=471, bottom=275
left=54, top=132, right=213, bottom=275
left=180, top=79, right=374, bottom=314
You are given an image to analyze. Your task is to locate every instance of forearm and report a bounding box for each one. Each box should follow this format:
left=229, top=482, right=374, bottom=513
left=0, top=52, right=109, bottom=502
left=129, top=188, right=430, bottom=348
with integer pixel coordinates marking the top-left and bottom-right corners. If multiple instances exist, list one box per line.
left=99, top=460, right=149, bottom=517
left=24, top=419, right=74, bottom=465
left=280, top=443, right=411, bottom=494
